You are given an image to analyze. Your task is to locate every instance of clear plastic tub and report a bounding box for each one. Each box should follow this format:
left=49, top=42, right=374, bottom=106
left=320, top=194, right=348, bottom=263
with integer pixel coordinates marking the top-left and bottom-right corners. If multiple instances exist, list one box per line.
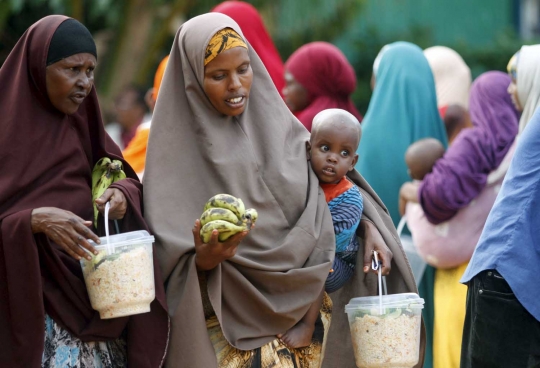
left=345, top=293, right=424, bottom=368
left=80, top=230, right=156, bottom=319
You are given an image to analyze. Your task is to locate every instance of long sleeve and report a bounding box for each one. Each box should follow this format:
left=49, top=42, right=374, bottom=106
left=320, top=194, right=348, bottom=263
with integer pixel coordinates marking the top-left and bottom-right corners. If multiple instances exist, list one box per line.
left=325, top=186, right=363, bottom=293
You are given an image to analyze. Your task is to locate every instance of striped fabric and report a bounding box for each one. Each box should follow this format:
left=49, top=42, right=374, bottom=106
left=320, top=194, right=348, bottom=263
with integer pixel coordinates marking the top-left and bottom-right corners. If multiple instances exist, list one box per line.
left=324, top=183, right=363, bottom=293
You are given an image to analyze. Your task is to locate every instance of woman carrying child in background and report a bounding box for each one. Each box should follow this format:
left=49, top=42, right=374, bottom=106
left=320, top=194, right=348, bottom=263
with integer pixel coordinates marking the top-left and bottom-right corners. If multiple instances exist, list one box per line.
left=399, top=71, right=519, bottom=368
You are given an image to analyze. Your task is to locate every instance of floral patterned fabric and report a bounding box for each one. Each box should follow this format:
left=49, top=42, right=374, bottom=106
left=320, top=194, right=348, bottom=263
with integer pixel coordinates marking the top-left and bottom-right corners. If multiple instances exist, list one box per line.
left=41, top=315, right=127, bottom=368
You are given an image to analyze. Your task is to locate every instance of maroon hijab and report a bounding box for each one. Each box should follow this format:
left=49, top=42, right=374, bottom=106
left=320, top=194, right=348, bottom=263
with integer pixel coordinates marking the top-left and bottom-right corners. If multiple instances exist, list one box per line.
left=284, top=41, right=362, bottom=131
left=0, top=15, right=168, bottom=366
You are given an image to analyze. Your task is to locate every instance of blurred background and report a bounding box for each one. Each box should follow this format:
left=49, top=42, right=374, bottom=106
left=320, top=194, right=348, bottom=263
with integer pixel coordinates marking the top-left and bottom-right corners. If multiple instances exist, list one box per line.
left=1, top=0, right=539, bottom=120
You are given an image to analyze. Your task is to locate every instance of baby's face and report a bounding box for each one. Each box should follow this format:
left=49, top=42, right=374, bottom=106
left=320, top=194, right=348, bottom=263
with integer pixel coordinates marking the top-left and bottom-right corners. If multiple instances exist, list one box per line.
left=407, top=166, right=427, bottom=181
left=308, top=123, right=359, bottom=184
left=406, top=157, right=430, bottom=181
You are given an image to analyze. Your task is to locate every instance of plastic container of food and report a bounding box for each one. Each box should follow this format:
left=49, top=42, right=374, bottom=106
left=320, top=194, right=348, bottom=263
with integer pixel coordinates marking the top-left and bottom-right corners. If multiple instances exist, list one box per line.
left=80, top=230, right=155, bottom=319
left=345, top=293, right=424, bottom=368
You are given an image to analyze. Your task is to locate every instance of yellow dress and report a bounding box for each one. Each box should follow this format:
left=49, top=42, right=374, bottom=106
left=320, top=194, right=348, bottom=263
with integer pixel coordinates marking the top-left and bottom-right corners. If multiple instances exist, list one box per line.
left=433, top=263, right=469, bottom=368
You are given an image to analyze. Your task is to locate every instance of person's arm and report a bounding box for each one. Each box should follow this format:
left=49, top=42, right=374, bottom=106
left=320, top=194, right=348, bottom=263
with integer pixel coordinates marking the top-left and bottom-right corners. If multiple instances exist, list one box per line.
left=398, top=181, right=420, bottom=217
left=31, top=207, right=100, bottom=260
left=95, top=187, right=127, bottom=220
left=359, top=218, right=392, bottom=276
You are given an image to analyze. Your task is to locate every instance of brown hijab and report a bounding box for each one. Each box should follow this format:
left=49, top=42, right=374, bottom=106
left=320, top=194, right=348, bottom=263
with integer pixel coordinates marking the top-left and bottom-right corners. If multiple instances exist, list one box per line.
left=0, top=15, right=168, bottom=367
left=144, top=12, right=423, bottom=367
left=143, top=13, right=335, bottom=367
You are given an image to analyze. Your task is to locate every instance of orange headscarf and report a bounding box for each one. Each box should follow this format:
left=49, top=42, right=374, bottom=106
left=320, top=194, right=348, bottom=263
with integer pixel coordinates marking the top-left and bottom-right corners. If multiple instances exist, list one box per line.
left=123, top=55, right=169, bottom=177
left=152, top=55, right=169, bottom=102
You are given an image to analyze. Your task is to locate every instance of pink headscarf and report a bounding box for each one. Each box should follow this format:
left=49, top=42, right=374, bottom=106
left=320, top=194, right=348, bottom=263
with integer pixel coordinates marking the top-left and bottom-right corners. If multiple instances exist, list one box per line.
left=285, top=41, right=362, bottom=131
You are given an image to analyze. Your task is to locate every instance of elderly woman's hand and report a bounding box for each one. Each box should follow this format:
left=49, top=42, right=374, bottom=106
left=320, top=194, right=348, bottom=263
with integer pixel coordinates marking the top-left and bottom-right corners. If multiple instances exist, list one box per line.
left=360, top=219, right=392, bottom=276
left=192, top=219, right=248, bottom=271
left=95, top=188, right=127, bottom=220
left=31, top=207, right=100, bottom=260
left=399, top=181, right=421, bottom=216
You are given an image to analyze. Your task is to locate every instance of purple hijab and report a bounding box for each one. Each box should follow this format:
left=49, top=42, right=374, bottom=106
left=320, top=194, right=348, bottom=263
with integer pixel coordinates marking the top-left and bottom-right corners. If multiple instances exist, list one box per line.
left=419, top=71, right=519, bottom=224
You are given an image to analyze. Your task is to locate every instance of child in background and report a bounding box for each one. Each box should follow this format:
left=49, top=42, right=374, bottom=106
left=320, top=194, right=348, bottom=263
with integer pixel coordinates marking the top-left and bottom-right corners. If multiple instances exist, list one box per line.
left=399, top=137, right=445, bottom=220
left=405, top=138, right=446, bottom=181
left=278, top=108, right=363, bottom=348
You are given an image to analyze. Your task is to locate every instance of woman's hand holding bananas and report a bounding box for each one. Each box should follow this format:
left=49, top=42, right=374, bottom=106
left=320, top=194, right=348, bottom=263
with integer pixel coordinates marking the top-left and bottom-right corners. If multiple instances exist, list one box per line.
left=92, top=157, right=127, bottom=226
left=193, top=194, right=259, bottom=271
left=95, top=188, right=127, bottom=220
left=192, top=219, right=248, bottom=271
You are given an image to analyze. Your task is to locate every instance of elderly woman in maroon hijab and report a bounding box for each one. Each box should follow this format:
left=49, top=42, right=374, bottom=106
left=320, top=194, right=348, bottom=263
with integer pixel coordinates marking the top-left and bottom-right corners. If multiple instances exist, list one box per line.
left=0, top=15, right=168, bottom=367
left=143, top=12, right=422, bottom=368
left=283, top=42, right=363, bottom=131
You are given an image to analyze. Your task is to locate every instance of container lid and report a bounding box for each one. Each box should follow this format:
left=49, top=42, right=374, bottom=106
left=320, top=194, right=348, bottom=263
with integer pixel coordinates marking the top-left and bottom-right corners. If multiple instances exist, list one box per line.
left=87, top=230, right=154, bottom=250
left=345, top=293, right=424, bottom=312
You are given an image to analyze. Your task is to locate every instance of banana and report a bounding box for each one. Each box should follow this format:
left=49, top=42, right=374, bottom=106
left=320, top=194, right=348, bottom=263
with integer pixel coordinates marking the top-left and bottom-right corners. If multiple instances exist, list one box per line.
left=200, top=207, right=241, bottom=227
left=200, top=220, right=247, bottom=243
left=203, top=194, right=246, bottom=219
left=244, top=208, right=258, bottom=230
left=91, top=157, right=126, bottom=227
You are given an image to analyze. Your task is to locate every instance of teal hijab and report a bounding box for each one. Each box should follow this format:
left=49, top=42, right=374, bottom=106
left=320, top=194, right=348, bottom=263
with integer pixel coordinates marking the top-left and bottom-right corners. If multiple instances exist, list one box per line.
left=356, top=42, right=448, bottom=226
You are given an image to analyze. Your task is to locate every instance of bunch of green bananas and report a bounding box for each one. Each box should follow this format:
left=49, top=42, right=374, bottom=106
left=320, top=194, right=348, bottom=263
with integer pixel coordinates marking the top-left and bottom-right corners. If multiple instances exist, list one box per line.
left=200, top=194, right=258, bottom=243
left=91, top=157, right=126, bottom=227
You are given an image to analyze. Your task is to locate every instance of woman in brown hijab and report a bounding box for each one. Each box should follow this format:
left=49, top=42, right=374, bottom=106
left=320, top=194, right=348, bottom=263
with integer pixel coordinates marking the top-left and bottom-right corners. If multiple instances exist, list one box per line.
left=0, top=15, right=168, bottom=367
left=144, top=13, right=422, bottom=368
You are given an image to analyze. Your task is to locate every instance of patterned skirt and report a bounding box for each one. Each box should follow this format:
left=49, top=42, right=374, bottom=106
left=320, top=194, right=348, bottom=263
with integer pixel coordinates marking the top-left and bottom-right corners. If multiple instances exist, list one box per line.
left=205, top=294, right=332, bottom=368
left=41, top=314, right=127, bottom=368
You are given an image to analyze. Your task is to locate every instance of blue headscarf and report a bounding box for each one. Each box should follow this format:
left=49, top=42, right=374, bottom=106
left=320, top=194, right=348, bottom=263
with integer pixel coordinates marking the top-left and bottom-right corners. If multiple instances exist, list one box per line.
left=461, top=107, right=540, bottom=321
left=356, top=42, right=448, bottom=226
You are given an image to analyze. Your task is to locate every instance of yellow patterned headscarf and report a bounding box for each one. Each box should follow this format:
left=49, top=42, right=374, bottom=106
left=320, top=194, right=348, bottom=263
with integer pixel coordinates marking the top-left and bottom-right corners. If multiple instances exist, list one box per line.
left=204, top=28, right=247, bottom=66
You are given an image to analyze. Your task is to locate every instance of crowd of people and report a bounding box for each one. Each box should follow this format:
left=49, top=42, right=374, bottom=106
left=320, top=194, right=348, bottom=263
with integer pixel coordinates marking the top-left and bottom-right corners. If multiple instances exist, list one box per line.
left=1, top=2, right=539, bottom=368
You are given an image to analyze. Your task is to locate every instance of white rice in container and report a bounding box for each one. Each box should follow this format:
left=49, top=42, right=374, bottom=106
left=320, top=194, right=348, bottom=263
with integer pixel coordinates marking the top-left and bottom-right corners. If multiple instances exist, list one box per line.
left=350, top=312, right=421, bottom=368
left=345, top=293, right=424, bottom=368
left=82, top=245, right=155, bottom=319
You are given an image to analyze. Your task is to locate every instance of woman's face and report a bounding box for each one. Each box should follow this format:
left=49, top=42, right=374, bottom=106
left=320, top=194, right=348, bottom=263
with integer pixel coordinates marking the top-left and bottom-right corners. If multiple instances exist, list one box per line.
left=507, top=79, right=523, bottom=112
left=45, top=53, right=96, bottom=115
left=283, top=71, right=309, bottom=112
left=203, top=47, right=253, bottom=116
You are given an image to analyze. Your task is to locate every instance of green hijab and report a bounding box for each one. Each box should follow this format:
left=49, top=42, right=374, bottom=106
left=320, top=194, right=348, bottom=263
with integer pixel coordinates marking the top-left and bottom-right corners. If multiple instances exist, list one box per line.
left=356, top=42, right=448, bottom=226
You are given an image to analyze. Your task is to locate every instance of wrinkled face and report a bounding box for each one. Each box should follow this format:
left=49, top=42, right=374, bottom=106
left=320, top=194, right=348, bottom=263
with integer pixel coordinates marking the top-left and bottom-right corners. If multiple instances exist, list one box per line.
left=307, top=123, right=359, bottom=184
left=203, top=47, right=253, bottom=116
left=507, top=79, right=523, bottom=112
left=283, top=71, right=310, bottom=112
left=45, top=53, right=96, bottom=115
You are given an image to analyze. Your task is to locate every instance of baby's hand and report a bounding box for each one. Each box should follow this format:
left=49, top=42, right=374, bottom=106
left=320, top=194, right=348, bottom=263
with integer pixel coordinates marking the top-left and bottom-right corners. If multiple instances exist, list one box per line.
left=277, top=321, right=315, bottom=349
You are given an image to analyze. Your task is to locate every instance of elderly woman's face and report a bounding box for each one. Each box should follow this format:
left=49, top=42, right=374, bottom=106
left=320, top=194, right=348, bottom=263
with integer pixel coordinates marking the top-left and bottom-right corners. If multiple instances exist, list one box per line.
left=203, top=47, right=253, bottom=116
left=45, top=53, right=96, bottom=115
